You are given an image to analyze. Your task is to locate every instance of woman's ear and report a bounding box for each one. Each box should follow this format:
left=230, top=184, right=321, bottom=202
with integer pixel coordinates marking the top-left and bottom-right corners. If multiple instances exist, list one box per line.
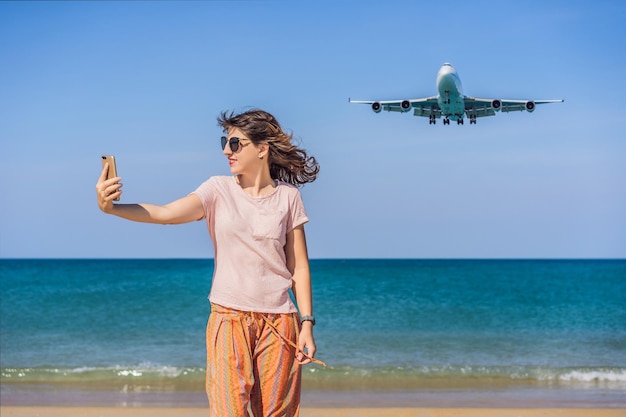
left=258, top=143, right=269, bottom=159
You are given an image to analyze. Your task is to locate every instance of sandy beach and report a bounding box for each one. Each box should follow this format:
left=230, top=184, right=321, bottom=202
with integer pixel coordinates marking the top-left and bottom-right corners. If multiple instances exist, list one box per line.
left=1, top=407, right=625, bottom=417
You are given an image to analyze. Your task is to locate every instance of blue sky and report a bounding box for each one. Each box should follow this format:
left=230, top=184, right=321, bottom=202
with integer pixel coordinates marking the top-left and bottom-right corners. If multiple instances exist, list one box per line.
left=1, top=1, right=624, bottom=259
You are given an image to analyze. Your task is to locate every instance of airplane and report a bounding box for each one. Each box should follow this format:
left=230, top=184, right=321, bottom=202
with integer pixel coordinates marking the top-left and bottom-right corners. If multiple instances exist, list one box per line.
left=349, top=63, right=563, bottom=125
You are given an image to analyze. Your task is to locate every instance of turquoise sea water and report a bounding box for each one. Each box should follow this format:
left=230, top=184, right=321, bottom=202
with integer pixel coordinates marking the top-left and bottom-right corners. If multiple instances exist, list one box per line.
left=1, top=259, right=625, bottom=407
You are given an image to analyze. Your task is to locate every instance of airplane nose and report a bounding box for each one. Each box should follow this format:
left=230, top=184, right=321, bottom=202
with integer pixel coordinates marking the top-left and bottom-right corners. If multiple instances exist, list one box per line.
left=438, top=64, right=455, bottom=75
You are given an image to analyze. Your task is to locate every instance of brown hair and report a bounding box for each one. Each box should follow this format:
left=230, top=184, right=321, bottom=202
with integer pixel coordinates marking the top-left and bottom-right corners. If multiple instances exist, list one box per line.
left=217, top=109, right=319, bottom=186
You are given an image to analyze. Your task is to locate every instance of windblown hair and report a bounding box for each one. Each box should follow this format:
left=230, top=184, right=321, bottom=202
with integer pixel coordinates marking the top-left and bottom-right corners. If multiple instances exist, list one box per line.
left=218, top=109, right=319, bottom=186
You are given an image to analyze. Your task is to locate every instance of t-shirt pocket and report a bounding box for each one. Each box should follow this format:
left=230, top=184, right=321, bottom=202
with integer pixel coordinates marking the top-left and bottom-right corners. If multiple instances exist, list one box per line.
left=251, top=209, right=286, bottom=241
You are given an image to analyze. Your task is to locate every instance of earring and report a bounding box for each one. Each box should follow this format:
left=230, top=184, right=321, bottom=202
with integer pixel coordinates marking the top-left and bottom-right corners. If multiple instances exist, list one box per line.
left=258, top=154, right=264, bottom=159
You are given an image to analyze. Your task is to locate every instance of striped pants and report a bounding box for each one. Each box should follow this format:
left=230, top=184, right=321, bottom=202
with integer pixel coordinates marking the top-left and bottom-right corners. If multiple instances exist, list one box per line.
left=206, top=304, right=302, bottom=417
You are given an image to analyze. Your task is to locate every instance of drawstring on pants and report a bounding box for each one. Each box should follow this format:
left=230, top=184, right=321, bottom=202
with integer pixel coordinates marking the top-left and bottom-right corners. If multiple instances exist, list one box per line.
left=212, top=305, right=326, bottom=367
left=257, top=313, right=327, bottom=367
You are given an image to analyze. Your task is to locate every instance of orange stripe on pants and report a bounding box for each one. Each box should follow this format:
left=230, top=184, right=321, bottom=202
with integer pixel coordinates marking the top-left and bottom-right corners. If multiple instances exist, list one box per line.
left=206, top=304, right=302, bottom=417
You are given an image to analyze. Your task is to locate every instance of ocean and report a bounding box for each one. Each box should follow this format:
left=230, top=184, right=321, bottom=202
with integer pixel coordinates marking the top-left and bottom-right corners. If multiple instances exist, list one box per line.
left=1, top=259, right=625, bottom=407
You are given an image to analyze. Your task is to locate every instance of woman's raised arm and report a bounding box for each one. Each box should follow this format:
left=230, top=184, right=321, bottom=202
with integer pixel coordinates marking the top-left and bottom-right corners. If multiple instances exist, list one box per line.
left=96, top=162, right=205, bottom=225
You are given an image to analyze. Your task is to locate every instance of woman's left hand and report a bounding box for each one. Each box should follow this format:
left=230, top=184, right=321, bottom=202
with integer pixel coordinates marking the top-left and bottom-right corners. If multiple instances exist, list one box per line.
left=296, top=323, right=316, bottom=365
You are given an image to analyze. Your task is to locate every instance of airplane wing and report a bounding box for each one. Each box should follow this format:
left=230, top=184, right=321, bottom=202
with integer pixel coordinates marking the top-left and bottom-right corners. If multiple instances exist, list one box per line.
left=466, top=97, right=564, bottom=117
left=349, top=97, right=442, bottom=118
left=350, top=96, right=564, bottom=122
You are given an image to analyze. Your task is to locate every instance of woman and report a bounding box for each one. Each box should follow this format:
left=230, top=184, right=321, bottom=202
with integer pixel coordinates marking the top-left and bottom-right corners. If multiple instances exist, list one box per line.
left=96, top=109, right=322, bottom=417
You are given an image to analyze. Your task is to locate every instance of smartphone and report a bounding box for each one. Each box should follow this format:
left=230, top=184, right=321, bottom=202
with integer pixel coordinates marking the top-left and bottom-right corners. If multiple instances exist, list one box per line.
left=101, top=155, right=120, bottom=201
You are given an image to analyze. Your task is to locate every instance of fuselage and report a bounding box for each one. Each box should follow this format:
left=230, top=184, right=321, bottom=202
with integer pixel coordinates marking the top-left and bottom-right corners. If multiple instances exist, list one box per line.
left=436, top=63, right=465, bottom=121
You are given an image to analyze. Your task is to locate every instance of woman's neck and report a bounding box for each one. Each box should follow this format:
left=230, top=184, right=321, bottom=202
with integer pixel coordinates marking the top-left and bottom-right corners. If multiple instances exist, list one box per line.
left=235, top=173, right=276, bottom=197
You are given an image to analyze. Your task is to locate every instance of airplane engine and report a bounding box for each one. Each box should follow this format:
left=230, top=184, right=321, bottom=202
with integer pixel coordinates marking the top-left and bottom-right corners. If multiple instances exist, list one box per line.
left=371, top=102, right=382, bottom=113
left=400, top=100, right=412, bottom=112
left=491, top=99, right=502, bottom=112
left=525, top=101, right=535, bottom=112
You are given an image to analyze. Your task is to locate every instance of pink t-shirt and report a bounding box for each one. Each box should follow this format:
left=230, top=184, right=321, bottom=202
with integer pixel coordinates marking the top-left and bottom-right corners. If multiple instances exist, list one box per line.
left=192, top=176, right=309, bottom=313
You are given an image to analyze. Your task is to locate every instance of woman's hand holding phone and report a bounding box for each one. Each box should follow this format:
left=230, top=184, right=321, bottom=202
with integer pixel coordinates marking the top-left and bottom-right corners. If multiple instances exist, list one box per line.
left=97, top=155, right=122, bottom=212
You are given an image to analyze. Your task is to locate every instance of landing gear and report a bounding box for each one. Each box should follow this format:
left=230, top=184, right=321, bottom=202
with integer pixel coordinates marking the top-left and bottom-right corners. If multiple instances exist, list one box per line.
left=429, top=114, right=436, bottom=124
left=469, top=115, right=477, bottom=124
left=457, top=117, right=464, bottom=125
left=443, top=118, right=450, bottom=125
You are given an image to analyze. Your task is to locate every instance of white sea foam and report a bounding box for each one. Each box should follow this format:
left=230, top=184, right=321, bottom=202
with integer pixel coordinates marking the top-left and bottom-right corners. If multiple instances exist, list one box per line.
left=559, top=369, right=626, bottom=383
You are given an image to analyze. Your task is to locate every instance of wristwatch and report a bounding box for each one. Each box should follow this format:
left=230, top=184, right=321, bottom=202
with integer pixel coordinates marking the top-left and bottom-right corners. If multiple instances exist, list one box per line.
left=300, top=315, right=316, bottom=326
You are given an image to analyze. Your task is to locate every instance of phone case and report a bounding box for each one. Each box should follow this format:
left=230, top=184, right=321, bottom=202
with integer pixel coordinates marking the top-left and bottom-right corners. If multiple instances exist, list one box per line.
left=101, top=155, right=120, bottom=201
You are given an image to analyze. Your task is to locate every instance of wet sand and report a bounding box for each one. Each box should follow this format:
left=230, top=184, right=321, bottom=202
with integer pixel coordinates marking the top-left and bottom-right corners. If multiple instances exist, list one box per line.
left=1, top=406, right=625, bottom=417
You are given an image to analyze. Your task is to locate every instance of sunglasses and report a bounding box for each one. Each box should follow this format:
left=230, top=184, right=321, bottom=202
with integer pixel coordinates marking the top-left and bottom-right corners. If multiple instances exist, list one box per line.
left=221, top=136, right=251, bottom=152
